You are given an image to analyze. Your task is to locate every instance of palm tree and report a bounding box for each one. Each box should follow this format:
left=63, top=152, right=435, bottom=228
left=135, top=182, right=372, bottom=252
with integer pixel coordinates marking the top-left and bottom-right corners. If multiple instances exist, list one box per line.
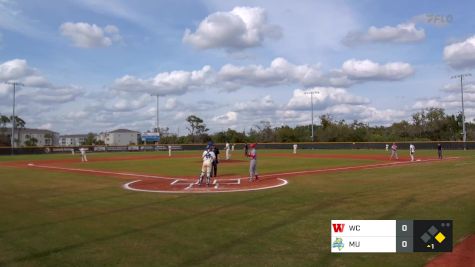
left=10, top=116, right=26, bottom=147
left=0, top=115, right=10, bottom=146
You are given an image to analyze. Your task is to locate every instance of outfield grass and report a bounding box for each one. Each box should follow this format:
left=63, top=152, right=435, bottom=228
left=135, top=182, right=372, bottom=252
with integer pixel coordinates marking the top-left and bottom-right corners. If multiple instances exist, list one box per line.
left=0, top=149, right=474, bottom=267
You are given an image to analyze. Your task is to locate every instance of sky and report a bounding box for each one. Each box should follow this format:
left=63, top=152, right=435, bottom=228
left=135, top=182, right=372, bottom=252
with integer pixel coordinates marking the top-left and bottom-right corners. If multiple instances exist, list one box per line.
left=1, top=0, right=475, bottom=135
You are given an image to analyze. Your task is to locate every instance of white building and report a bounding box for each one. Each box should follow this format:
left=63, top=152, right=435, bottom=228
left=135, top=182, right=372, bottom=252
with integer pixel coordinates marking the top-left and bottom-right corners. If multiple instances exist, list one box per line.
left=3, top=128, right=59, bottom=147
left=98, top=129, right=140, bottom=146
left=59, top=134, right=89, bottom=146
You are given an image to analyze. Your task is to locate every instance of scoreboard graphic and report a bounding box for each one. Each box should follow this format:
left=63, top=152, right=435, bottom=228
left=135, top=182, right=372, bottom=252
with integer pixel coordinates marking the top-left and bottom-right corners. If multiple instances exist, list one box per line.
left=331, top=220, right=452, bottom=253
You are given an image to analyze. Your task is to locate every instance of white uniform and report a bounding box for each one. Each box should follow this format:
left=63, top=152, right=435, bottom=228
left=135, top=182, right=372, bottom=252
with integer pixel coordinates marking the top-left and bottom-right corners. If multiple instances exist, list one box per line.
left=409, top=144, right=415, bottom=161
left=225, top=142, right=231, bottom=160
left=198, top=149, right=216, bottom=185
left=385, top=144, right=389, bottom=151
left=79, top=148, right=88, bottom=162
left=168, top=145, right=172, bottom=157
left=293, top=144, right=298, bottom=154
left=231, top=144, right=235, bottom=151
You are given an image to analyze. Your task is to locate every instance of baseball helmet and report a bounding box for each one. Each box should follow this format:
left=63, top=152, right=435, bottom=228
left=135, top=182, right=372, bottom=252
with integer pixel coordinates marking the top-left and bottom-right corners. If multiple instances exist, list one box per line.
left=250, top=143, right=256, bottom=148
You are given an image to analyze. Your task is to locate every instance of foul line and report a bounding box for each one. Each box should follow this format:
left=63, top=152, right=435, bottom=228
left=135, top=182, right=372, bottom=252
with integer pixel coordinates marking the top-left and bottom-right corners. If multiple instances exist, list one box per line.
left=123, top=178, right=289, bottom=194
left=25, top=157, right=458, bottom=183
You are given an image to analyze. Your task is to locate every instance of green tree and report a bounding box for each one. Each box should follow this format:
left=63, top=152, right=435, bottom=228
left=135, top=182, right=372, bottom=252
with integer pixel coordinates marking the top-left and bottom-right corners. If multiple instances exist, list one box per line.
left=24, top=135, right=38, bottom=147
left=186, top=115, right=209, bottom=143
left=84, top=133, right=97, bottom=145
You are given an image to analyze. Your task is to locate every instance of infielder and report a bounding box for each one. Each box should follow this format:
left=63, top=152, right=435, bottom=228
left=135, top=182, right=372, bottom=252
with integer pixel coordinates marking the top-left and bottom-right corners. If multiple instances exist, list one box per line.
left=231, top=144, right=235, bottom=151
left=437, top=143, right=443, bottom=160
left=293, top=144, right=298, bottom=154
left=247, top=143, right=259, bottom=182
left=79, top=147, right=88, bottom=162
left=197, top=145, right=216, bottom=186
left=168, top=145, right=172, bottom=157
left=389, top=143, right=398, bottom=160
left=385, top=144, right=389, bottom=151
left=225, top=142, right=231, bottom=160
left=409, top=144, right=415, bottom=161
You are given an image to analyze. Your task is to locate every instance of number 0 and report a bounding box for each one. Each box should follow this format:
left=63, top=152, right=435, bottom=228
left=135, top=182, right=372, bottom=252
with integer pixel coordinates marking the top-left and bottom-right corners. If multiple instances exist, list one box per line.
left=402, top=241, right=407, bottom=248
left=402, top=225, right=407, bottom=231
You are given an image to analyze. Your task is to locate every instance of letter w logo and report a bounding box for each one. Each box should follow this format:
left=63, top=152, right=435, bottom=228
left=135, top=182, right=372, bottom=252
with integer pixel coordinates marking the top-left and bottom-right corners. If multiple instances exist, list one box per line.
left=332, top=224, right=345, bottom=233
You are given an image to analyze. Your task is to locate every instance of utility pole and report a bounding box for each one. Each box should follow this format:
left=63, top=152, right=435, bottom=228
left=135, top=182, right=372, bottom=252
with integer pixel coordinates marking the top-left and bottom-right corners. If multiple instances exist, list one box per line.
left=451, top=73, right=471, bottom=150
left=304, top=91, right=319, bottom=142
left=5, top=82, right=24, bottom=155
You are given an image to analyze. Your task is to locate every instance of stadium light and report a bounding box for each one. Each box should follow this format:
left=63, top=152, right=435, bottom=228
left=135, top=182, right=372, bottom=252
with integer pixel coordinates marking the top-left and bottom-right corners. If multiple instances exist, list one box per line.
left=151, top=94, right=159, bottom=133
left=451, top=73, right=471, bottom=150
left=5, top=81, right=24, bottom=155
left=304, top=91, right=319, bottom=142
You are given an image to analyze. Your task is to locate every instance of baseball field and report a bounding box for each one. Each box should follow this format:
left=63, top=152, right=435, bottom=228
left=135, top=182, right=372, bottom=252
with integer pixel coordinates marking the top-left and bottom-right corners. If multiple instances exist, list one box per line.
left=0, top=148, right=474, bottom=266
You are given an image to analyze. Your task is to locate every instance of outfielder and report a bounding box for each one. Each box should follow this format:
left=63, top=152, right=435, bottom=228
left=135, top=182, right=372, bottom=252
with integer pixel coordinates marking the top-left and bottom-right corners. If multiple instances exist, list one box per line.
left=225, top=142, right=231, bottom=160
left=389, top=143, right=398, bottom=160
left=79, top=147, right=88, bottom=162
left=168, top=145, right=172, bottom=157
left=247, top=143, right=259, bottom=182
left=409, top=144, right=415, bottom=161
left=293, top=144, right=298, bottom=154
left=197, top=145, right=216, bottom=186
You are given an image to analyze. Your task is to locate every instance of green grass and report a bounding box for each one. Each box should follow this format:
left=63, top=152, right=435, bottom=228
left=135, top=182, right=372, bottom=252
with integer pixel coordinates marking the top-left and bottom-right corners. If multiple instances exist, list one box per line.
left=0, top=149, right=474, bottom=267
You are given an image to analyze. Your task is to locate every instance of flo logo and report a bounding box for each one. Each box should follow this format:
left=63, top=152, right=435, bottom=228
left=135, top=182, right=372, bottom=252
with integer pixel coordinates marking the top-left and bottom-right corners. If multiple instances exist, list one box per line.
left=332, top=237, right=344, bottom=251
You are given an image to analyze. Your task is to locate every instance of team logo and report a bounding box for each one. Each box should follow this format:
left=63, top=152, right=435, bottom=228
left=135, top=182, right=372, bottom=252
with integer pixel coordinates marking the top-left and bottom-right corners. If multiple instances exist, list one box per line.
left=332, top=237, right=344, bottom=251
left=332, top=223, right=345, bottom=233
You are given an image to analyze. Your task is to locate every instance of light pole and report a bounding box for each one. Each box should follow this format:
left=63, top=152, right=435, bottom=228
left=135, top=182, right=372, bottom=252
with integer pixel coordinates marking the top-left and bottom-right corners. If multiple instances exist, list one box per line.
left=451, top=73, right=471, bottom=150
left=5, top=81, right=24, bottom=155
left=304, top=91, right=319, bottom=142
left=151, top=94, right=159, bottom=133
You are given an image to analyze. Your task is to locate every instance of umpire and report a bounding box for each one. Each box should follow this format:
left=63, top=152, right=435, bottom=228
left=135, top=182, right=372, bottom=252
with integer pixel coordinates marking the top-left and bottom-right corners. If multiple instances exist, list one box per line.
left=212, top=144, right=220, bottom=177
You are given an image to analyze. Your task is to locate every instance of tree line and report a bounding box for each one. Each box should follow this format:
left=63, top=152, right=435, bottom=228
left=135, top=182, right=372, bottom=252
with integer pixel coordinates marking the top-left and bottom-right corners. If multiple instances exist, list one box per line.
left=2, top=107, right=474, bottom=146
left=160, top=108, right=475, bottom=144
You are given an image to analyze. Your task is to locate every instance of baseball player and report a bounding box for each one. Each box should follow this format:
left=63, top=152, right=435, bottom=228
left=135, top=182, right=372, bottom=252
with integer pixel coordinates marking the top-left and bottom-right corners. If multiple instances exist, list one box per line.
left=389, top=143, right=398, bottom=160
left=197, top=144, right=216, bottom=186
left=168, top=145, right=172, bottom=157
left=212, top=144, right=220, bottom=177
left=244, top=143, right=249, bottom=156
left=293, top=144, right=298, bottom=154
left=409, top=144, right=415, bottom=161
left=437, top=143, right=443, bottom=160
left=79, top=147, right=88, bottom=162
left=385, top=144, right=389, bottom=151
left=231, top=144, right=235, bottom=151
left=225, top=142, right=231, bottom=160
left=247, top=143, right=259, bottom=182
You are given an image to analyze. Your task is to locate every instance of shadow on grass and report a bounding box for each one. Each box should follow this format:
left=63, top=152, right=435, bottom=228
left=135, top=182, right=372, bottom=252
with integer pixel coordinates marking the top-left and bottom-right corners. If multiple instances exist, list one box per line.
left=0, top=191, right=280, bottom=265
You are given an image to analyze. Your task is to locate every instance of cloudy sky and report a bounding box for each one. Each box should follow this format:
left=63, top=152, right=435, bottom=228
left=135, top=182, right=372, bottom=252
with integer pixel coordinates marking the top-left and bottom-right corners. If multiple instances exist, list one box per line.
left=1, top=0, right=475, bottom=135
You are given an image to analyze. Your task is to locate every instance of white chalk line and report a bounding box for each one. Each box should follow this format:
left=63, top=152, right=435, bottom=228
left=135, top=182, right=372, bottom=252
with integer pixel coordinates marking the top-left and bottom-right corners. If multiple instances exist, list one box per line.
left=123, top=178, right=289, bottom=194
left=26, top=157, right=459, bottom=184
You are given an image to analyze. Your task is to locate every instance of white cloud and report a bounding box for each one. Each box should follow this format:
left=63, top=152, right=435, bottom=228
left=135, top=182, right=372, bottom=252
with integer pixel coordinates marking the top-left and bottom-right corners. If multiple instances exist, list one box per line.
left=441, top=82, right=475, bottom=93
left=107, top=94, right=150, bottom=112
left=343, top=23, right=425, bottom=46
left=341, top=59, right=414, bottom=81
left=234, top=95, right=277, bottom=112
left=217, top=57, right=323, bottom=89
left=39, top=123, right=53, bottom=130
left=183, top=6, right=281, bottom=51
left=0, top=59, right=34, bottom=81
left=443, top=35, right=475, bottom=69
left=287, top=88, right=370, bottom=110
left=213, top=111, right=238, bottom=124
left=111, top=65, right=213, bottom=96
left=60, top=22, right=122, bottom=48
